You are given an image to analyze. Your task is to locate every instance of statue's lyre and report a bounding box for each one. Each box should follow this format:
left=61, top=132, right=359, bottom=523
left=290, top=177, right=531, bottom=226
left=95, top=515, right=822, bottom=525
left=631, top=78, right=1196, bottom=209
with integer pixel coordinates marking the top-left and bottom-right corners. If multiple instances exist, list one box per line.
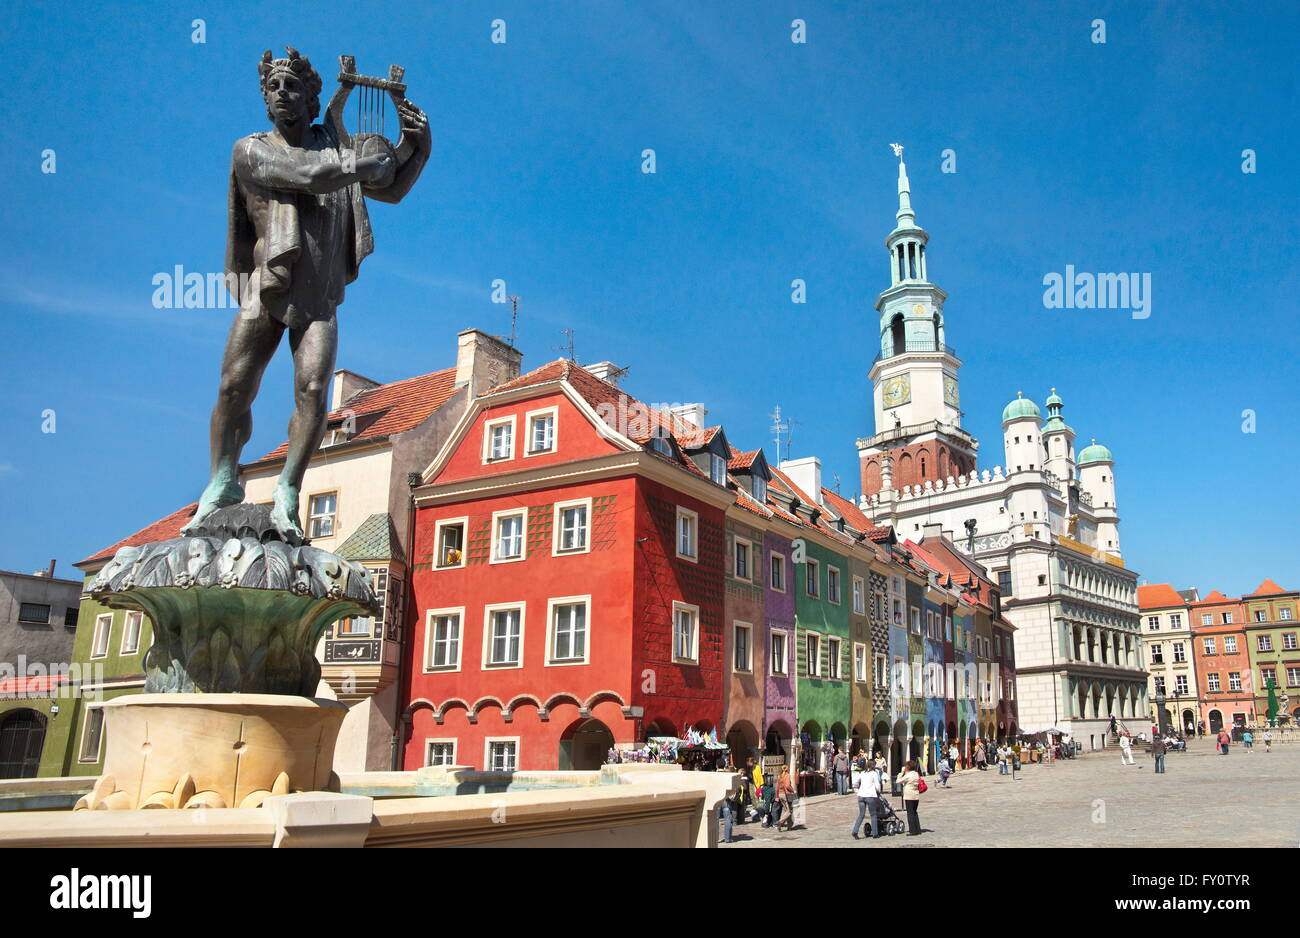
left=325, top=55, right=413, bottom=162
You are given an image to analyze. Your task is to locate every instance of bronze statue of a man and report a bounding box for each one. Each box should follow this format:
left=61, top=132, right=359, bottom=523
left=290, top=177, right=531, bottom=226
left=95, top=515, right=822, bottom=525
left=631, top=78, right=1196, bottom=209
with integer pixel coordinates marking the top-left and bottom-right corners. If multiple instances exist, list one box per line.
left=183, top=47, right=430, bottom=543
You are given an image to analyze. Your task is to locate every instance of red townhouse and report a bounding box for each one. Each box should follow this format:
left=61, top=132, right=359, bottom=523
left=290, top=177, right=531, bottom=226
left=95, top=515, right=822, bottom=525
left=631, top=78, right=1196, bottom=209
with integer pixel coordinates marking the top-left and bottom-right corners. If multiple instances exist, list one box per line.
left=399, top=360, right=736, bottom=772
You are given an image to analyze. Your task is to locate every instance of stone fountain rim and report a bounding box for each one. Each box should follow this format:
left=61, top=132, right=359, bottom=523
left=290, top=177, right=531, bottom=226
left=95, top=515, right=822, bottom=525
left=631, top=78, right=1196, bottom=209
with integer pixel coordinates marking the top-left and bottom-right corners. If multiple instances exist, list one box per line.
left=102, top=692, right=348, bottom=712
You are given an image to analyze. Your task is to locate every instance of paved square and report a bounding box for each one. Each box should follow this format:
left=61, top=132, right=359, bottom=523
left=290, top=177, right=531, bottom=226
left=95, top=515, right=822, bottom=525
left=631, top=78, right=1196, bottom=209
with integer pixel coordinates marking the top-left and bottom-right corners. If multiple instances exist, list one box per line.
left=721, top=740, right=1300, bottom=847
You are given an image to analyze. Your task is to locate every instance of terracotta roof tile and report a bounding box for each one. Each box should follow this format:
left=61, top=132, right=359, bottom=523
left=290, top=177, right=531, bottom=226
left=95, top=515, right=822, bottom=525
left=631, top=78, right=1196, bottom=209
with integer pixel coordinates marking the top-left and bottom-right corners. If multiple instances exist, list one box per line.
left=1196, top=590, right=1231, bottom=604
left=251, top=367, right=458, bottom=464
left=1138, top=583, right=1189, bottom=610
left=78, top=502, right=197, bottom=567
left=1246, top=577, right=1291, bottom=596
left=728, top=449, right=760, bottom=470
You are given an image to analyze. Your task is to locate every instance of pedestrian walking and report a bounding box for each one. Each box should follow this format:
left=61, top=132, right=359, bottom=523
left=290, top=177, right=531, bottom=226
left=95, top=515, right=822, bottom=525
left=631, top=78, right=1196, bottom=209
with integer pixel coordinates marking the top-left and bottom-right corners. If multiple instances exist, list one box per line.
left=1119, top=732, right=1136, bottom=766
left=1216, top=729, right=1231, bottom=754
left=998, top=744, right=1011, bottom=775
left=1151, top=735, right=1167, bottom=774
left=1263, top=729, right=1272, bottom=753
left=974, top=740, right=988, bottom=771
left=1242, top=730, right=1254, bottom=752
left=938, top=758, right=952, bottom=788
left=851, top=759, right=885, bottom=839
left=895, top=760, right=924, bottom=836
left=833, top=747, right=851, bottom=795
left=755, top=776, right=778, bottom=827
left=775, top=765, right=797, bottom=831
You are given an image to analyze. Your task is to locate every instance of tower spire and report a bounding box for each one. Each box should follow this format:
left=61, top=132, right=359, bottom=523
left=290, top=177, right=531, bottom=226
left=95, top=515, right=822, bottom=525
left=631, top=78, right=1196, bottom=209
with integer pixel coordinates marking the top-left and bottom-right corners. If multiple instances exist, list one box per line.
left=891, top=142, right=915, bottom=229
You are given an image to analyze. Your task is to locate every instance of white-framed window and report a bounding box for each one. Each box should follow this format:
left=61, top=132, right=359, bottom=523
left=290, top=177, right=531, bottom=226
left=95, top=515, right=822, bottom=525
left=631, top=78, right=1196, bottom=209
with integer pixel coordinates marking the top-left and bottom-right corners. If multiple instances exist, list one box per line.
left=1260, top=667, right=1276, bottom=687
left=945, top=615, right=953, bottom=642
left=485, top=738, right=519, bottom=773
left=873, top=653, right=888, bottom=688
left=1175, top=674, right=1189, bottom=695
left=553, top=499, right=591, bottom=555
left=1258, top=635, right=1273, bottom=652
left=1147, top=615, right=1160, bottom=631
left=1172, top=643, right=1186, bottom=663
left=120, top=610, right=143, bottom=655
left=90, top=613, right=112, bottom=659
left=910, top=607, right=921, bottom=634
left=807, top=633, right=821, bottom=677
left=770, top=552, right=786, bottom=592
left=733, top=538, right=751, bottom=580
left=1222, top=612, right=1234, bottom=624
left=1150, top=644, right=1164, bottom=664
left=547, top=596, right=590, bottom=665
left=78, top=706, right=106, bottom=763
left=805, top=559, right=820, bottom=598
left=1203, top=637, right=1216, bottom=655
left=852, top=576, right=865, bottom=614
left=676, top=507, right=698, bottom=561
left=1228, top=672, right=1242, bottom=691
left=425, top=608, right=463, bottom=671
left=1201, top=613, right=1213, bottom=626
left=709, top=452, right=727, bottom=485
left=1224, top=636, right=1238, bottom=654
left=854, top=643, right=867, bottom=682
left=1170, top=614, right=1183, bottom=629
left=827, top=566, right=841, bottom=605
left=1283, top=633, right=1298, bottom=651
left=1254, top=609, right=1267, bottom=623
left=525, top=406, right=557, bottom=455
left=426, top=739, right=457, bottom=766
left=434, top=517, right=467, bottom=569
left=733, top=621, right=752, bottom=673
left=1288, top=666, right=1300, bottom=686
left=483, top=415, right=516, bottom=462
left=770, top=629, right=788, bottom=675
left=827, top=637, right=841, bottom=679
left=673, top=602, right=700, bottom=664
left=308, top=492, right=338, bottom=538
left=1282, top=608, right=1294, bottom=621
left=752, top=475, right=767, bottom=504
left=482, top=603, right=525, bottom=668
left=491, top=508, right=527, bottom=563
left=1207, top=673, right=1221, bottom=692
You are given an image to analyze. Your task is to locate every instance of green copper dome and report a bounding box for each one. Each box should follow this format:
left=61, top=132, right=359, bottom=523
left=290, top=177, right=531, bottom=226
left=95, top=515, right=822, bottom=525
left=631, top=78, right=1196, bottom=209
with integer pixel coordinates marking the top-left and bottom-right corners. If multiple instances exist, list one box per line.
left=1078, top=440, right=1113, bottom=465
left=1001, top=393, right=1041, bottom=423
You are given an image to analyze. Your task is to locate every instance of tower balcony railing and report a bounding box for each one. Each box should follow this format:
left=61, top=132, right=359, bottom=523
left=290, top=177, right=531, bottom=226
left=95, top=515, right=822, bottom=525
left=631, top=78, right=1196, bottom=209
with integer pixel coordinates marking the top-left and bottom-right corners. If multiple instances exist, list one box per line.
left=873, top=342, right=958, bottom=366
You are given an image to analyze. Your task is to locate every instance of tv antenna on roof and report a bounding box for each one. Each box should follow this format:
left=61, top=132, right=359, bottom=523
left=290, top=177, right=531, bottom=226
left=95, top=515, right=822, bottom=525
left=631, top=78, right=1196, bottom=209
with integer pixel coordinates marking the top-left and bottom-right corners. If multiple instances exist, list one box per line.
left=556, top=329, right=577, bottom=362
left=507, top=295, right=520, bottom=348
left=770, top=406, right=801, bottom=463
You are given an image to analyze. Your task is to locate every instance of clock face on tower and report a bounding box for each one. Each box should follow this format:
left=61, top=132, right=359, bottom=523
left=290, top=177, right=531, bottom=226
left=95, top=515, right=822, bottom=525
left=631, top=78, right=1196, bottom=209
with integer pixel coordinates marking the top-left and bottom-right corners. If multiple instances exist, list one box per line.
left=944, top=375, right=960, bottom=408
left=882, top=373, right=911, bottom=408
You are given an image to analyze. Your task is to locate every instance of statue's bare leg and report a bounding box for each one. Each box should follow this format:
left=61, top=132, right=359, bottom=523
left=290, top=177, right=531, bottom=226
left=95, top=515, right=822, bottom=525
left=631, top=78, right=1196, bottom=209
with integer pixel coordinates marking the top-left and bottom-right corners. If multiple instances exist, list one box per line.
left=270, top=315, right=338, bottom=544
left=183, top=309, right=285, bottom=533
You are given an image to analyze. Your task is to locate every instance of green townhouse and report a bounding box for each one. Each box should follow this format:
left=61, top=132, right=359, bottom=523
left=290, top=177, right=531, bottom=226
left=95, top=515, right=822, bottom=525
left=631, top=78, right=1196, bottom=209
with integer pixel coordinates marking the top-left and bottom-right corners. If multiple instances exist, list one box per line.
left=1241, top=578, right=1300, bottom=725
left=769, top=463, right=853, bottom=778
left=33, top=505, right=192, bottom=777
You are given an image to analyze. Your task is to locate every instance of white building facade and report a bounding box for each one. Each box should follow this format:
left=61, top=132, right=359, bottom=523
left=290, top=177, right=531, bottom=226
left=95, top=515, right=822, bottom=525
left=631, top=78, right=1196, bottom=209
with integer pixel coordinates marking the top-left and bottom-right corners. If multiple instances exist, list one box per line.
left=857, top=149, right=1146, bottom=751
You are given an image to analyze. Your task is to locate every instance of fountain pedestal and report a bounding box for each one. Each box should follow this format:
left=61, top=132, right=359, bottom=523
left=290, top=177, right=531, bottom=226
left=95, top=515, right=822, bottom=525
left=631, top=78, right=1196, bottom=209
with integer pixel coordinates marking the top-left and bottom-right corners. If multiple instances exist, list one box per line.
left=76, top=504, right=380, bottom=811
left=76, top=694, right=347, bottom=810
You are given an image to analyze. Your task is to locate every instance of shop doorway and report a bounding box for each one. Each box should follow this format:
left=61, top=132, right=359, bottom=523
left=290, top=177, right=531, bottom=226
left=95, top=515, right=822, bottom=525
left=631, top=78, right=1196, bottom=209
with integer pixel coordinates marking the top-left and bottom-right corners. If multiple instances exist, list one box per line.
left=559, top=717, right=614, bottom=770
left=726, top=721, right=759, bottom=767
left=0, top=709, right=46, bottom=778
left=1208, top=710, right=1223, bottom=734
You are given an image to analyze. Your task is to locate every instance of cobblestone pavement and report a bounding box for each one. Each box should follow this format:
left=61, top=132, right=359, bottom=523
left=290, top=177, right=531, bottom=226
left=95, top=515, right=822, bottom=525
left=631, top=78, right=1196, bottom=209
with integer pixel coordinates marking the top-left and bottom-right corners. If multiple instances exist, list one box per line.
left=721, top=740, right=1300, bottom=847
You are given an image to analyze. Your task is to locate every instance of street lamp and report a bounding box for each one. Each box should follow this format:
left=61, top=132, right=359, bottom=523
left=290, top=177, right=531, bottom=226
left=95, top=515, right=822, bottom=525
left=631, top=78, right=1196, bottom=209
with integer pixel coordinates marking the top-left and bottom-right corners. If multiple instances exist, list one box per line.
left=1155, top=692, right=1168, bottom=737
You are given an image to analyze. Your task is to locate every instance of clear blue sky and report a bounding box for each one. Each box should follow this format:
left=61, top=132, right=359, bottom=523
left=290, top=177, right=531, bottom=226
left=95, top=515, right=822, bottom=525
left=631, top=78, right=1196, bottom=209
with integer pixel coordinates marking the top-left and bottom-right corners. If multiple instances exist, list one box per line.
left=1, top=1, right=1296, bottom=598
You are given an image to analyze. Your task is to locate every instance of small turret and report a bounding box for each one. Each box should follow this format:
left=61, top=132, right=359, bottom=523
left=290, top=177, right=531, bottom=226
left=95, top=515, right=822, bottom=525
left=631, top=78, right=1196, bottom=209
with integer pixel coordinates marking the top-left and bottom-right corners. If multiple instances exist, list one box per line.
left=1041, top=387, right=1076, bottom=490
left=1001, top=392, right=1042, bottom=473
left=1078, top=439, right=1120, bottom=555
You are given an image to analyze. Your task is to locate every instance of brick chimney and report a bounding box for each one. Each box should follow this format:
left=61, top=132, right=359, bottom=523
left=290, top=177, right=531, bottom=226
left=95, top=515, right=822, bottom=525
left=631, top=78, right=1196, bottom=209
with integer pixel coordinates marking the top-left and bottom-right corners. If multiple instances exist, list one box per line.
left=780, top=456, right=822, bottom=506
left=583, top=362, right=626, bottom=386
left=669, top=403, right=708, bottom=429
left=456, top=329, right=523, bottom=398
left=330, top=370, right=381, bottom=411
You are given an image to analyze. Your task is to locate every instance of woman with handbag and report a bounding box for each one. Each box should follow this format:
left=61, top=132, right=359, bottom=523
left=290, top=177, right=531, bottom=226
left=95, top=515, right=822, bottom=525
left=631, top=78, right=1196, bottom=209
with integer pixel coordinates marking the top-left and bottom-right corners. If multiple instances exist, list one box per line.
left=895, top=760, right=924, bottom=836
left=775, top=765, right=797, bottom=831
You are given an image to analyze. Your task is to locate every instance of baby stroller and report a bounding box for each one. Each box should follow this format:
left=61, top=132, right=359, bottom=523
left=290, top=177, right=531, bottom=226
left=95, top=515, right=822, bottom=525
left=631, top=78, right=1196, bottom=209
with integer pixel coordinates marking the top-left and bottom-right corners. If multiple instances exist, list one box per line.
left=876, top=797, right=908, bottom=836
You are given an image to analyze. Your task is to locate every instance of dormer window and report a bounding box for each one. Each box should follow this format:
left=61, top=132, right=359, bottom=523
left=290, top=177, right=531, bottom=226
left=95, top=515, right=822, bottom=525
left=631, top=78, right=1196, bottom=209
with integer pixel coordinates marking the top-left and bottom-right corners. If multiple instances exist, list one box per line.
left=526, top=408, right=557, bottom=455
left=752, top=475, right=767, bottom=503
left=649, top=434, right=672, bottom=457
left=710, top=453, right=727, bottom=485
